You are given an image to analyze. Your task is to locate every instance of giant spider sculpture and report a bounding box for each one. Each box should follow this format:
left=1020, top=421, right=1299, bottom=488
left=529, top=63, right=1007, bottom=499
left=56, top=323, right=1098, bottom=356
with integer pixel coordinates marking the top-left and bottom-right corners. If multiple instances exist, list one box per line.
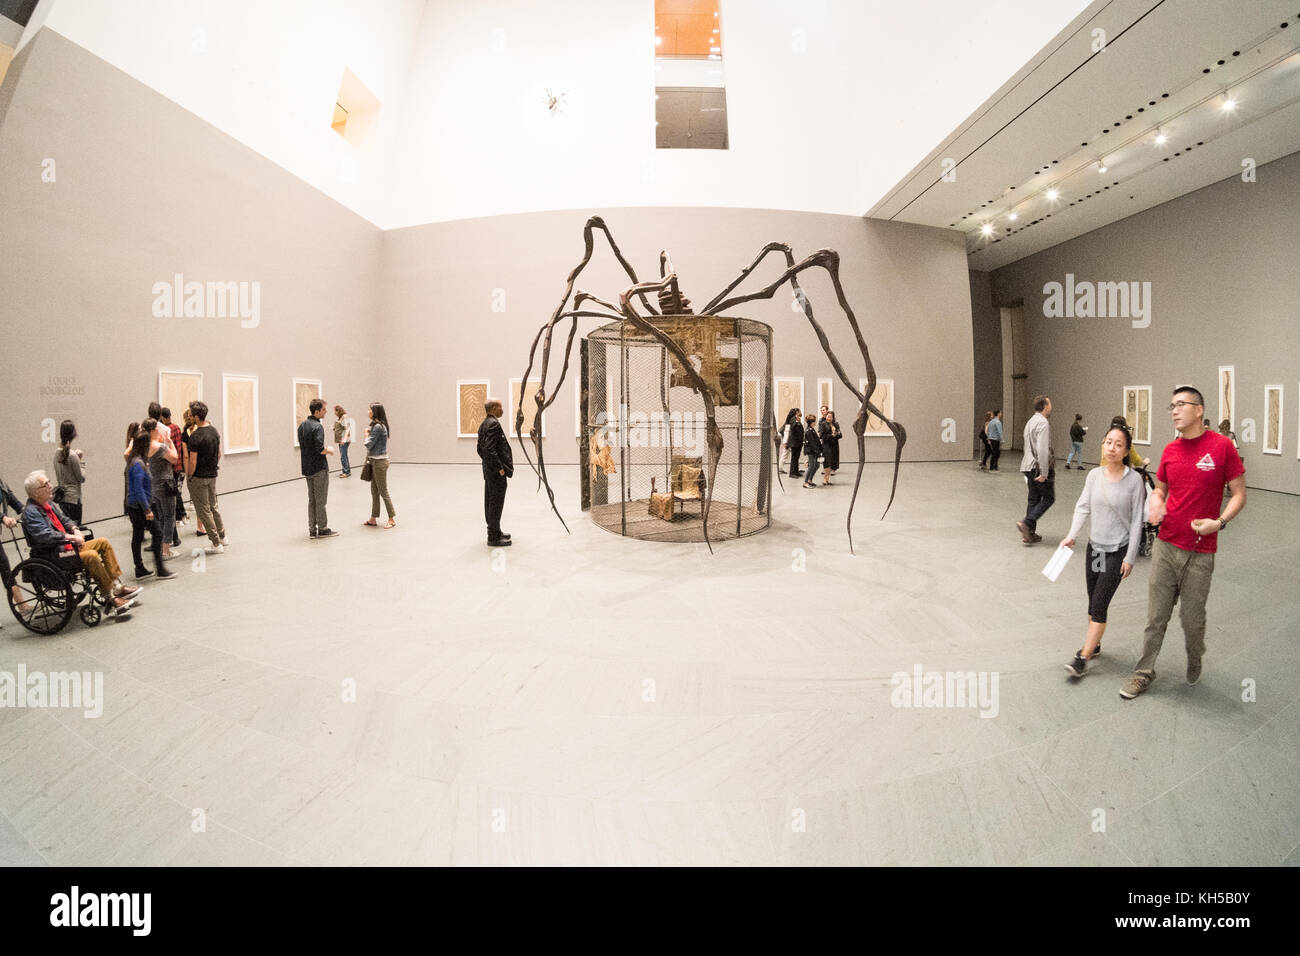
left=515, top=217, right=906, bottom=553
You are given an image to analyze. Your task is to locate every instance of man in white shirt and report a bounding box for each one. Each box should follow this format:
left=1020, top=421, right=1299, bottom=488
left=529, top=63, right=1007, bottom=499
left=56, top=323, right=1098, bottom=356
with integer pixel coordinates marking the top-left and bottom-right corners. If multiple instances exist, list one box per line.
left=1016, top=396, right=1054, bottom=544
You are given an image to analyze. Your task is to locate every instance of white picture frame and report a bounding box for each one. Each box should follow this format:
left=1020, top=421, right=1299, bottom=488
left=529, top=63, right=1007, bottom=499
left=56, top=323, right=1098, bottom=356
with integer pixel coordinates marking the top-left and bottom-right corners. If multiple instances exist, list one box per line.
left=456, top=379, right=491, bottom=438
left=158, top=369, right=203, bottom=421
left=292, top=378, right=323, bottom=447
left=1264, top=384, right=1283, bottom=455
left=221, top=374, right=260, bottom=454
left=1218, top=365, right=1235, bottom=433
left=1122, top=385, right=1152, bottom=445
left=859, top=377, right=894, bottom=436
left=817, top=378, right=833, bottom=415
left=774, top=377, right=804, bottom=421
left=510, top=378, right=547, bottom=439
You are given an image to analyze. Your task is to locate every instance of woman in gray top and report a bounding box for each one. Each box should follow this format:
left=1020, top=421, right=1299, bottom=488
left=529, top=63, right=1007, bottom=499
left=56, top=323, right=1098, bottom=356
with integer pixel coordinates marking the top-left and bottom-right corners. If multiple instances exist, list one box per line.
left=1061, top=424, right=1147, bottom=677
left=53, top=420, right=86, bottom=523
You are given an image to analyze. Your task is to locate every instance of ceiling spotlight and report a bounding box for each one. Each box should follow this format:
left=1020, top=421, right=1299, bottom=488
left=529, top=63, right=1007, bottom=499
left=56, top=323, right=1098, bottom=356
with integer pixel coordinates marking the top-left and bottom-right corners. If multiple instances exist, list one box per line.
left=981, top=223, right=994, bottom=236
left=1155, top=132, right=1168, bottom=145
left=1008, top=213, right=1018, bottom=221
left=1046, top=188, right=1059, bottom=201
left=1098, top=164, right=1108, bottom=173
left=1222, top=92, right=1237, bottom=111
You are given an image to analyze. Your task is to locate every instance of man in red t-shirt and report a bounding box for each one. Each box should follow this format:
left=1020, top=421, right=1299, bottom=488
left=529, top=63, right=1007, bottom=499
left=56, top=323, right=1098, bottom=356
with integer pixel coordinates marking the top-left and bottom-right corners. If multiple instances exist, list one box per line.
left=1121, top=386, right=1246, bottom=699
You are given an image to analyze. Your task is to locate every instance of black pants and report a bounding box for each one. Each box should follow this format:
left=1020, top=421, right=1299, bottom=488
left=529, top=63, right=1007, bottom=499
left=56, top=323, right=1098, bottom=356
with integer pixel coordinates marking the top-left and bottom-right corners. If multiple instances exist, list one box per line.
left=804, top=455, right=820, bottom=484
left=127, top=503, right=165, bottom=574
left=484, top=472, right=508, bottom=539
left=988, top=442, right=1001, bottom=470
left=979, top=436, right=991, bottom=467
left=59, top=500, right=83, bottom=523
left=175, top=479, right=187, bottom=521
left=1085, top=542, right=1127, bottom=623
left=788, top=447, right=801, bottom=477
left=1022, top=471, right=1055, bottom=532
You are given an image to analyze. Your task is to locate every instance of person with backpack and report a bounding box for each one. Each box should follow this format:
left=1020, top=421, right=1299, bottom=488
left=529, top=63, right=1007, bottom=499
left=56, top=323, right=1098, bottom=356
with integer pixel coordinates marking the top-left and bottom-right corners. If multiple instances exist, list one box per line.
left=1065, top=414, right=1087, bottom=469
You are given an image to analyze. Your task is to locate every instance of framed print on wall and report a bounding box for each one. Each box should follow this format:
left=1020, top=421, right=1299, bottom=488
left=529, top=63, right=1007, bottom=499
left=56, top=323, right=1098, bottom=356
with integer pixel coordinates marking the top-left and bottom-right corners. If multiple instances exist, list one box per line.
left=1122, top=385, right=1152, bottom=445
left=859, top=377, right=894, bottom=436
left=510, top=378, right=546, bottom=439
left=1218, top=365, right=1235, bottom=433
left=1263, top=384, right=1283, bottom=455
left=292, top=378, right=323, bottom=447
left=221, top=374, right=259, bottom=454
left=457, top=379, right=490, bottom=438
left=158, top=370, right=202, bottom=420
left=817, top=378, right=833, bottom=414
left=742, top=377, right=760, bottom=436
left=775, top=377, right=804, bottom=420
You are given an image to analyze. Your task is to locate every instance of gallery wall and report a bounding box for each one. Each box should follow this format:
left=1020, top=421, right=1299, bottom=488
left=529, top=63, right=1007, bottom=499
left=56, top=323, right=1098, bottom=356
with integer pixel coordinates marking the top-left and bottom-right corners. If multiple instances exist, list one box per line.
left=378, top=207, right=975, bottom=467
left=968, top=269, right=1003, bottom=453
left=988, top=149, right=1300, bottom=496
left=0, top=29, right=384, bottom=522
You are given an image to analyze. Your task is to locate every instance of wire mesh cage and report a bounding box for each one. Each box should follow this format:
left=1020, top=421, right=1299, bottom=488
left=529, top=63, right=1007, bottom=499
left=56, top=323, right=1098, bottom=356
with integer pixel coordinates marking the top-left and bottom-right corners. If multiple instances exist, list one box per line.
left=580, top=315, right=774, bottom=542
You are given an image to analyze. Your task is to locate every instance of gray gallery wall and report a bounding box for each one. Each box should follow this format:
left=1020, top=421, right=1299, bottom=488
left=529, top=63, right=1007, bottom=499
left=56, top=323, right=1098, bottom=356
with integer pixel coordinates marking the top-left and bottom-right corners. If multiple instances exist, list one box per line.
left=379, top=209, right=975, bottom=466
left=968, top=269, right=1002, bottom=452
left=0, top=29, right=384, bottom=522
left=988, top=149, right=1300, bottom=496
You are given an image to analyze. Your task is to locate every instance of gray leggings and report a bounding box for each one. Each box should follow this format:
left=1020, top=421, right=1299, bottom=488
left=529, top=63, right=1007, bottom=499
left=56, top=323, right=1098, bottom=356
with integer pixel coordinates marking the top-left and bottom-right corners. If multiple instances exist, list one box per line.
left=369, top=458, right=395, bottom=519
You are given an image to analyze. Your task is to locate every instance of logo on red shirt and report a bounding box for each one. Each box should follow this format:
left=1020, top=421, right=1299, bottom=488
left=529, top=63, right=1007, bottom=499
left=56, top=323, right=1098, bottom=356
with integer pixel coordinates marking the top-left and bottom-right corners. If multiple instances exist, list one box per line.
left=1195, top=454, right=1215, bottom=472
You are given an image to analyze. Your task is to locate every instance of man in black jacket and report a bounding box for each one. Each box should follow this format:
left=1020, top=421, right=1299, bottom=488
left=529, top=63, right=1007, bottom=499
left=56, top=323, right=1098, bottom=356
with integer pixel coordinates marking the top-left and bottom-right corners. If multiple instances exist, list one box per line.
left=297, top=399, right=336, bottom=538
left=786, top=412, right=804, bottom=479
left=477, top=399, right=514, bottom=547
left=802, top=413, right=822, bottom=488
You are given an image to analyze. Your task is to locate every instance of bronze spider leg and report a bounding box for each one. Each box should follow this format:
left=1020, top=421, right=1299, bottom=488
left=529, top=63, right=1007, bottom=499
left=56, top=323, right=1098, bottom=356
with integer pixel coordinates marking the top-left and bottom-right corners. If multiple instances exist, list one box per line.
left=516, top=217, right=659, bottom=526
left=703, top=248, right=906, bottom=553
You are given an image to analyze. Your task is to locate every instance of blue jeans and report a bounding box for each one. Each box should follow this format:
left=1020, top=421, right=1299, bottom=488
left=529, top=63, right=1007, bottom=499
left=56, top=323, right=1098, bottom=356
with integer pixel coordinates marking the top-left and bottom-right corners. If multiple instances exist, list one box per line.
left=1067, top=440, right=1083, bottom=466
left=339, top=442, right=351, bottom=475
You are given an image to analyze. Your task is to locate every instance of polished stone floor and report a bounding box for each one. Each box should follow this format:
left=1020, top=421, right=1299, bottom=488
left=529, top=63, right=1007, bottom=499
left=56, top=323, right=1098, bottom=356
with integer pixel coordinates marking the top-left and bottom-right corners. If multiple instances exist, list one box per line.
left=1, top=461, right=1296, bottom=866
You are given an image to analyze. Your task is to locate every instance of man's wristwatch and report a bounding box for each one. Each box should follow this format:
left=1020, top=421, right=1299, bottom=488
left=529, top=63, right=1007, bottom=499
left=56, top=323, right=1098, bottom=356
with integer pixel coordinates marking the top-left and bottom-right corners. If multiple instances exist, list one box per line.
left=1217, top=517, right=1228, bottom=531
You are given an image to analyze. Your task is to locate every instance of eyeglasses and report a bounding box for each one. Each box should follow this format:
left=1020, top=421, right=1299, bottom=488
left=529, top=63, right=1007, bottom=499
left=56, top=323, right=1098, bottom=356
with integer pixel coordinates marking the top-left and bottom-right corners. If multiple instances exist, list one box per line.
left=1166, top=401, right=1201, bottom=412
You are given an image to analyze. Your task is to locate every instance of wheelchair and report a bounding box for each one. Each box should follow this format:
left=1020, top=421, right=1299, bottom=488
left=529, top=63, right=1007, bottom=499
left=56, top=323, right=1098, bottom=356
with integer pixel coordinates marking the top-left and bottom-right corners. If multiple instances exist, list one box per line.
left=4, top=524, right=117, bottom=634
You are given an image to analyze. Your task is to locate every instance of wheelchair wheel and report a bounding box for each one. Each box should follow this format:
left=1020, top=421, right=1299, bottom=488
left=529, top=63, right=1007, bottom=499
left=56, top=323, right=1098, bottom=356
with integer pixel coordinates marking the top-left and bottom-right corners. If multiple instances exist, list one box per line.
left=79, top=604, right=103, bottom=628
left=8, top=558, right=76, bottom=635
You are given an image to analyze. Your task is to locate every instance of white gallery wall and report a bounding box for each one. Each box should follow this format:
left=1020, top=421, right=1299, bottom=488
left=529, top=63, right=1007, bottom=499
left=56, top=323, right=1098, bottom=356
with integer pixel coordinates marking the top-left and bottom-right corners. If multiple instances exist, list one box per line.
left=24, top=0, right=426, bottom=227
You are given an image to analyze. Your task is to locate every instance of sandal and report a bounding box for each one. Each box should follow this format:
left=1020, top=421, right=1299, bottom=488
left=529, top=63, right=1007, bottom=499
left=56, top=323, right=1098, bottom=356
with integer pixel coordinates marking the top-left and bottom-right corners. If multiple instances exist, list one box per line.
left=384, top=519, right=397, bottom=529
left=363, top=518, right=378, bottom=526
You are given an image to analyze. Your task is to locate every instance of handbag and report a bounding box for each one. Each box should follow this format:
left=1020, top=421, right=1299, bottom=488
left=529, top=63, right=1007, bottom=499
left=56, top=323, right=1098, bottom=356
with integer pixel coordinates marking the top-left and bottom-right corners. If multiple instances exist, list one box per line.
left=52, top=485, right=67, bottom=503
left=360, top=459, right=373, bottom=482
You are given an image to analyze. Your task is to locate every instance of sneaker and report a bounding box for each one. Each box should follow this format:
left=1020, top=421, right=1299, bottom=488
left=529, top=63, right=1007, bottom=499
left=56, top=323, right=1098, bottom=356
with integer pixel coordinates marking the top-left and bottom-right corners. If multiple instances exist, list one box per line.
left=1029, top=533, right=1043, bottom=544
left=195, top=530, right=206, bottom=537
left=156, top=569, right=176, bottom=580
left=1186, top=658, right=1202, bottom=686
left=487, top=538, right=513, bottom=548
left=135, top=568, right=154, bottom=580
left=309, top=530, right=318, bottom=538
left=1093, top=644, right=1101, bottom=657
left=1119, top=673, right=1154, bottom=699
left=1016, top=520, right=1032, bottom=543
left=219, top=537, right=230, bottom=547
left=114, top=585, right=142, bottom=600
left=1065, top=653, right=1088, bottom=678
left=317, top=528, right=339, bottom=538
left=205, top=544, right=225, bottom=555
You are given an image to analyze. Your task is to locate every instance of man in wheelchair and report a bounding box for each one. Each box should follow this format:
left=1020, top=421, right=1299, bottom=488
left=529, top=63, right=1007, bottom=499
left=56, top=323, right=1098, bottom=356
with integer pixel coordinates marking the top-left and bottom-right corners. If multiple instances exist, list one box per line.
left=20, top=470, right=140, bottom=615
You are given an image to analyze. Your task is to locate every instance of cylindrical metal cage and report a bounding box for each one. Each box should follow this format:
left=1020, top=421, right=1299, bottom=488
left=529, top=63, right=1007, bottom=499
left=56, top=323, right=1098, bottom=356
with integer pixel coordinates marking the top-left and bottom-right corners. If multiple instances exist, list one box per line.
left=580, top=315, right=774, bottom=542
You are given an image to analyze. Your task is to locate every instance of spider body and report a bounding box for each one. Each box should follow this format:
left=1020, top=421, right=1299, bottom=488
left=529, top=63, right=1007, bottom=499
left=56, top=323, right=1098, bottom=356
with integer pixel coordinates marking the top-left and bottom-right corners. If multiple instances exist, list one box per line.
left=516, top=217, right=906, bottom=552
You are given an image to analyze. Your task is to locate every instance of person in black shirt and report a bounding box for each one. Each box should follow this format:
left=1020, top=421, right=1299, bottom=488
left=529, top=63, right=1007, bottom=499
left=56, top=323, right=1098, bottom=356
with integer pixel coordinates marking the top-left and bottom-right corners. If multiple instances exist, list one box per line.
left=784, top=408, right=803, bottom=479
left=1066, top=414, right=1087, bottom=469
left=802, top=413, right=822, bottom=489
left=298, top=399, right=337, bottom=538
left=183, top=400, right=228, bottom=553
left=476, top=399, right=514, bottom=546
